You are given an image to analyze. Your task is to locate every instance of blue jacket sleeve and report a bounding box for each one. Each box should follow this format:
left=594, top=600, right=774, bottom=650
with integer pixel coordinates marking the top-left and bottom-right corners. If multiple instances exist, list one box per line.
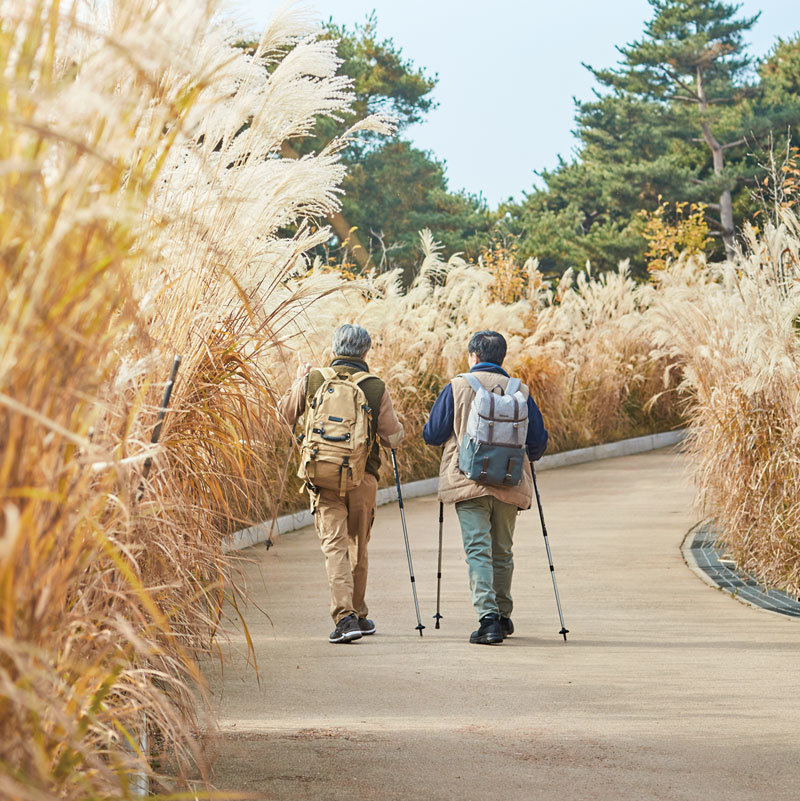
left=526, top=396, right=548, bottom=461
left=422, top=384, right=454, bottom=446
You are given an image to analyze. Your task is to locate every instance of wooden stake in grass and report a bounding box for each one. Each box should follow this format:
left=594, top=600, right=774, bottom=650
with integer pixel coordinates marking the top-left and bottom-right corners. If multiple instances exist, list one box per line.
left=137, top=355, right=182, bottom=501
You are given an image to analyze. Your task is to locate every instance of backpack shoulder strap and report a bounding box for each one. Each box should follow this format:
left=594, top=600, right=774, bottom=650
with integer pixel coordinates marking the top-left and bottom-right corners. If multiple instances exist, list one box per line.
left=506, top=377, right=521, bottom=395
left=460, top=373, right=484, bottom=394
left=351, top=370, right=378, bottom=386
left=350, top=371, right=380, bottom=442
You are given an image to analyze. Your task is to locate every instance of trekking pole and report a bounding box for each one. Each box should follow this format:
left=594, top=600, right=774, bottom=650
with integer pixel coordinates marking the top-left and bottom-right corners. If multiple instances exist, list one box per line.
left=531, top=462, right=569, bottom=641
left=390, top=448, right=425, bottom=637
left=433, top=501, right=444, bottom=628
left=137, top=356, right=181, bottom=501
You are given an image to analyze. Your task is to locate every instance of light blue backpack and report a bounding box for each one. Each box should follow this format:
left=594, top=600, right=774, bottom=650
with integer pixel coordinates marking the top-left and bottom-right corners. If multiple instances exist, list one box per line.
left=457, top=374, right=529, bottom=486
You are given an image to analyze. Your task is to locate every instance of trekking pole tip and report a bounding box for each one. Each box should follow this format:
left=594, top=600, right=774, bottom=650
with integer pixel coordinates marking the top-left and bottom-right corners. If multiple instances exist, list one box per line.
left=560, top=628, right=569, bottom=641
left=433, top=613, right=442, bottom=629
left=416, top=624, right=425, bottom=637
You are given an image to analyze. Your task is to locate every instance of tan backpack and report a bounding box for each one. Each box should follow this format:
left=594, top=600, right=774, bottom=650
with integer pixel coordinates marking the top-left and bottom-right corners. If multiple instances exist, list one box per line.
left=298, top=367, right=375, bottom=495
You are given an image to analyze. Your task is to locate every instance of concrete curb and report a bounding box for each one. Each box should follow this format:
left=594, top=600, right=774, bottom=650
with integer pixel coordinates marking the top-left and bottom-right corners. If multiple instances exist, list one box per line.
left=224, top=429, right=687, bottom=552
left=680, top=522, right=719, bottom=591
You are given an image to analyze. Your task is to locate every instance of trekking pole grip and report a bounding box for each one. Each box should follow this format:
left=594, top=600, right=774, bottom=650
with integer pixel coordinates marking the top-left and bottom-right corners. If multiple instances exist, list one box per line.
left=390, top=448, right=403, bottom=508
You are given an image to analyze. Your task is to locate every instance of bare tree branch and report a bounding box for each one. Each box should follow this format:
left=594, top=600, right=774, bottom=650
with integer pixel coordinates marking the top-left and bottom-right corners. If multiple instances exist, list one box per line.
left=721, top=137, right=747, bottom=151
left=658, top=65, right=700, bottom=100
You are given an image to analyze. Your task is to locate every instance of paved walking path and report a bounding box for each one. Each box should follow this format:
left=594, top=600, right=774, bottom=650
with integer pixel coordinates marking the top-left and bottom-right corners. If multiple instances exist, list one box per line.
left=203, top=450, right=800, bottom=801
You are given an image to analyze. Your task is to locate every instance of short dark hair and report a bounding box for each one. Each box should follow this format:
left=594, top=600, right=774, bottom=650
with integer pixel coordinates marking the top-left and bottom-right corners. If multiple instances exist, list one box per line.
left=468, top=330, right=507, bottom=365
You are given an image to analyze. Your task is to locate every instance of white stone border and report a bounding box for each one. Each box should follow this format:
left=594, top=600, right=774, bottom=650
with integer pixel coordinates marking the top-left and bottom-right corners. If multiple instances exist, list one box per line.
left=224, top=429, right=686, bottom=552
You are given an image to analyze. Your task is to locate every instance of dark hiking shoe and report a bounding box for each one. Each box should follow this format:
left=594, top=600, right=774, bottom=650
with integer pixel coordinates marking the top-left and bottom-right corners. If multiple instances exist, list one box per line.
left=469, top=614, right=503, bottom=645
left=358, top=617, right=376, bottom=635
left=329, top=614, right=362, bottom=644
left=500, top=617, right=514, bottom=638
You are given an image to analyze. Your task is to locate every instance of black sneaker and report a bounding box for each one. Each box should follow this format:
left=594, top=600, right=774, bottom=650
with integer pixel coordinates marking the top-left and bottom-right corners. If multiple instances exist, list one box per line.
left=469, top=614, right=503, bottom=645
left=358, top=617, right=376, bottom=635
left=329, top=614, right=363, bottom=644
left=500, top=617, right=514, bottom=638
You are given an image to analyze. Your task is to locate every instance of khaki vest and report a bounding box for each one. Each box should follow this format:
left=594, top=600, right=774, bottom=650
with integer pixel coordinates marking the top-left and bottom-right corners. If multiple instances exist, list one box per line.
left=437, top=371, right=534, bottom=509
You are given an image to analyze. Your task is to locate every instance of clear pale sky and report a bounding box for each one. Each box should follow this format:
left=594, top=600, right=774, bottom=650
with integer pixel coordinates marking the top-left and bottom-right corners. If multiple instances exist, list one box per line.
left=237, top=1, right=800, bottom=207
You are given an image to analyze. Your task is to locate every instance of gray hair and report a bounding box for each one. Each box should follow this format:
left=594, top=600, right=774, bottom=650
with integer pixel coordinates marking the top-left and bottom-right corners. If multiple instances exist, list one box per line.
left=332, top=324, right=371, bottom=358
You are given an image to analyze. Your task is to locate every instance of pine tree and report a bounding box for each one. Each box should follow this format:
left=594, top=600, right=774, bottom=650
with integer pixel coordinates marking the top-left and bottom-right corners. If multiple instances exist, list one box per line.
left=760, top=35, right=800, bottom=102
left=507, top=0, right=800, bottom=274
left=587, top=0, right=763, bottom=256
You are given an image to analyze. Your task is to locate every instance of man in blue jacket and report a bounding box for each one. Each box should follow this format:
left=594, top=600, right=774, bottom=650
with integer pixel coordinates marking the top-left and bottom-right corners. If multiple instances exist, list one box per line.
left=423, top=330, right=548, bottom=644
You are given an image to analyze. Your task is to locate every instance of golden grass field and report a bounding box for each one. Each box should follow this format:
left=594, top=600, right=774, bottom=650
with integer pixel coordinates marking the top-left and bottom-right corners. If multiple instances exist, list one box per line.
left=1, top=1, right=798, bottom=798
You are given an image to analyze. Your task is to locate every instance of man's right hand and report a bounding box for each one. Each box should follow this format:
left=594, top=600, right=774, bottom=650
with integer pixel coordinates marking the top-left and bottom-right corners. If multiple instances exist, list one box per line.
left=296, top=360, right=312, bottom=380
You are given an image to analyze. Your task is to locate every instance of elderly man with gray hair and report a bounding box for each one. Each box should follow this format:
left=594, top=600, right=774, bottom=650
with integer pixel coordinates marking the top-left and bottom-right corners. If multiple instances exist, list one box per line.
left=280, top=324, right=404, bottom=643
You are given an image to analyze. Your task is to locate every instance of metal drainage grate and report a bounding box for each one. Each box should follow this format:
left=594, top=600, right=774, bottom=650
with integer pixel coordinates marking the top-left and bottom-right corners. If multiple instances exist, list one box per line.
left=686, top=522, right=800, bottom=618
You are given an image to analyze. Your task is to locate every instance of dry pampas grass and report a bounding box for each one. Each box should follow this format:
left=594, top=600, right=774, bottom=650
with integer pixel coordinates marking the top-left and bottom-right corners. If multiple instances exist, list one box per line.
left=0, top=0, right=389, bottom=797
left=273, top=231, right=683, bottom=493
left=649, top=215, right=800, bottom=594
left=4, top=1, right=798, bottom=798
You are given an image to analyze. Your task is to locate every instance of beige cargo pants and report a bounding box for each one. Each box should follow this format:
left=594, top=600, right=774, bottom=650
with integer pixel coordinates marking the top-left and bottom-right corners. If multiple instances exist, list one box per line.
left=314, top=473, right=378, bottom=623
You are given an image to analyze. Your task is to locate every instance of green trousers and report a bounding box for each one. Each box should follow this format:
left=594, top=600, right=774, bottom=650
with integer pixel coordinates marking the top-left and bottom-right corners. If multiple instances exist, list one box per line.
left=454, top=494, right=518, bottom=619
